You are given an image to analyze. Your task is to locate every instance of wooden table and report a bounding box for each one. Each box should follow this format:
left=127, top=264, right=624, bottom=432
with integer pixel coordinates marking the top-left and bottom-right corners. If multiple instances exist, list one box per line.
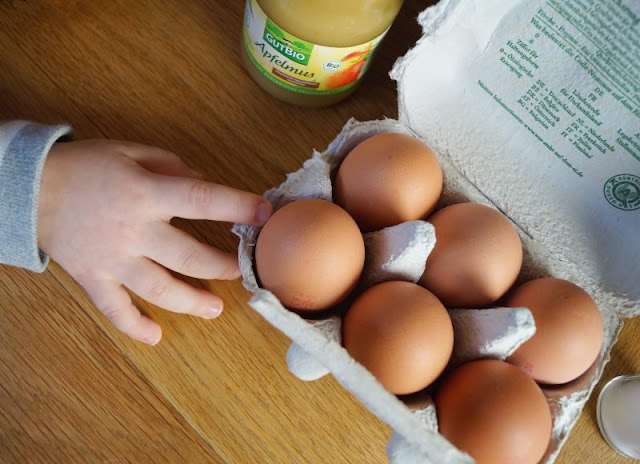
left=0, top=1, right=638, bottom=463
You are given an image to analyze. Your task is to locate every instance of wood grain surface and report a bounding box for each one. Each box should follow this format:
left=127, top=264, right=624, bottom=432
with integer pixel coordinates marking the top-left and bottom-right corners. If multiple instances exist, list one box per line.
left=0, top=1, right=638, bottom=463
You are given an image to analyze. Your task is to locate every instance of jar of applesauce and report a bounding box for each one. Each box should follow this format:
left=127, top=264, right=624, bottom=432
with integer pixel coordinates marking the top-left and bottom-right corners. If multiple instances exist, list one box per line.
left=241, top=0, right=404, bottom=107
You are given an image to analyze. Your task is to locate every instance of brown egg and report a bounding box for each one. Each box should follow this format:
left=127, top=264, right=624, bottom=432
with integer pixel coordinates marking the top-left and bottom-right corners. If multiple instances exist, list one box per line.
left=343, top=281, right=453, bottom=395
left=505, top=277, right=604, bottom=384
left=418, top=203, right=522, bottom=307
left=334, top=132, right=443, bottom=232
left=436, top=359, right=552, bottom=464
left=255, top=199, right=365, bottom=313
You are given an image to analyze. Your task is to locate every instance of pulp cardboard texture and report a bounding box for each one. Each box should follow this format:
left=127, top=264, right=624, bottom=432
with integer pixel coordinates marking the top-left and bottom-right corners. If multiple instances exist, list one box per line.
left=233, top=0, right=640, bottom=462
left=234, top=117, right=538, bottom=464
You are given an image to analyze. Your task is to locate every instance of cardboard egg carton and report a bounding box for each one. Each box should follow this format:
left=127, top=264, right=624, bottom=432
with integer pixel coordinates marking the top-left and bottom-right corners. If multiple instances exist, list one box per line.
left=235, top=118, right=618, bottom=463
left=234, top=0, right=639, bottom=462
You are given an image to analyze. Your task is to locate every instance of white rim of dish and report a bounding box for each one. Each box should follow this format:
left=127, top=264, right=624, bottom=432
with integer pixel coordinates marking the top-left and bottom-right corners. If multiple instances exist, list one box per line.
left=596, top=374, right=640, bottom=460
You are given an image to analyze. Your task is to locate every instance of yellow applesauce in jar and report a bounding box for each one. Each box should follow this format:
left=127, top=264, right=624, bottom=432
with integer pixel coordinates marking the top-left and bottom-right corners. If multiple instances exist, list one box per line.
left=242, top=0, right=404, bottom=107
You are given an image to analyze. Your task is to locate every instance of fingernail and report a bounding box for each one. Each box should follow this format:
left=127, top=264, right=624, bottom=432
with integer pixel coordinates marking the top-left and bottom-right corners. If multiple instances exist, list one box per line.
left=231, top=266, right=242, bottom=280
left=257, top=201, right=272, bottom=224
left=144, top=335, right=160, bottom=346
left=204, top=305, right=223, bottom=319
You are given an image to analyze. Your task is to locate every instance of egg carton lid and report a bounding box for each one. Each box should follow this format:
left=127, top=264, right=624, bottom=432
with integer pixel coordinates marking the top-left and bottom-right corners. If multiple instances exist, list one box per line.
left=391, top=0, right=640, bottom=311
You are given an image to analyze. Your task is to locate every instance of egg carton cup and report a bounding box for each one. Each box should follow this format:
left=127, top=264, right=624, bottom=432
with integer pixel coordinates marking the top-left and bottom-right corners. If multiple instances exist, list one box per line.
left=233, top=117, right=612, bottom=464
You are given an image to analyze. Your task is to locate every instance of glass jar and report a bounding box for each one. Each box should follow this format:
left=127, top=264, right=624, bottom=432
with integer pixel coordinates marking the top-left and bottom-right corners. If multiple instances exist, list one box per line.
left=241, top=0, right=404, bottom=107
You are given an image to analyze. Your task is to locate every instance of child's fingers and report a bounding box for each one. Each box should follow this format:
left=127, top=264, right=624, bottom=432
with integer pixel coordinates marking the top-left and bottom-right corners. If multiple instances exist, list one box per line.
left=149, top=176, right=272, bottom=225
left=142, top=222, right=240, bottom=280
left=83, top=277, right=163, bottom=346
left=120, top=142, right=203, bottom=179
left=120, top=257, right=224, bottom=319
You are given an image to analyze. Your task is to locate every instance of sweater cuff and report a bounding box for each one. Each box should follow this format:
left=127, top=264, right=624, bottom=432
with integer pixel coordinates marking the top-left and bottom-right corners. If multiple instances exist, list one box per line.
left=0, top=121, right=73, bottom=272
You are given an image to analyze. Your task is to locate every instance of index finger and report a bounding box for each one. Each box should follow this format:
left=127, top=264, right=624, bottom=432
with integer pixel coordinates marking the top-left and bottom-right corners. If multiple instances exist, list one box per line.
left=151, top=175, right=272, bottom=225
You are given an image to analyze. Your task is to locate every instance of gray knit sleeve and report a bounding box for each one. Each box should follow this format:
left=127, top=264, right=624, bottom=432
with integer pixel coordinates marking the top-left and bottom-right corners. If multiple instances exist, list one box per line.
left=0, top=121, right=73, bottom=272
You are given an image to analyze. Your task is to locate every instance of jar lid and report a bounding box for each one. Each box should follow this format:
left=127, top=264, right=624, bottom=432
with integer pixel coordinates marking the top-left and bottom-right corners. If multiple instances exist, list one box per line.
left=596, top=375, right=640, bottom=459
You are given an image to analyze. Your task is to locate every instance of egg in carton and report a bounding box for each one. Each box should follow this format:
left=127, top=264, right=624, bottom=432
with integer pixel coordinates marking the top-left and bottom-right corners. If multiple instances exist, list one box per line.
left=234, top=0, right=639, bottom=461
left=235, top=117, right=539, bottom=464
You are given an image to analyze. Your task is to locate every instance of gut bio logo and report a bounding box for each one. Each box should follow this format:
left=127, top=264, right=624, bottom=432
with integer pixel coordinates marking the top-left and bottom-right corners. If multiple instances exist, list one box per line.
left=263, top=19, right=313, bottom=66
left=603, top=174, right=640, bottom=211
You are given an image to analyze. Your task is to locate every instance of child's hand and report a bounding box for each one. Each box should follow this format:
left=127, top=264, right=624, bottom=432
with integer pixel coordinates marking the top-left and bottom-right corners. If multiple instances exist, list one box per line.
left=37, top=140, right=271, bottom=346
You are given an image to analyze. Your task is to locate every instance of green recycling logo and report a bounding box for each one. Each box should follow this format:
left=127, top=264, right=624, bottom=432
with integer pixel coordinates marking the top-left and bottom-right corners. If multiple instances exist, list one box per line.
left=603, top=174, right=640, bottom=211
